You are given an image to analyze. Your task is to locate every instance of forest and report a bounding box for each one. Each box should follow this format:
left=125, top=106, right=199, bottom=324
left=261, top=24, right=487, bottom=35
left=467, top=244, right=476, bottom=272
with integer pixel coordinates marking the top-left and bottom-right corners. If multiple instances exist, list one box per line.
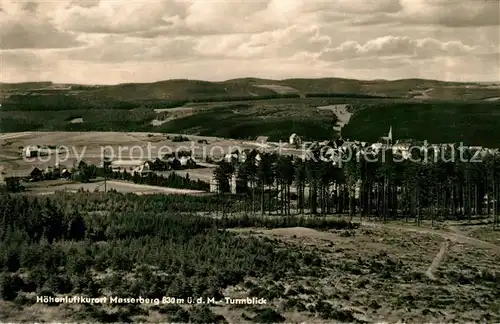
left=0, top=191, right=354, bottom=322
left=343, top=101, right=500, bottom=147
left=211, top=145, right=500, bottom=226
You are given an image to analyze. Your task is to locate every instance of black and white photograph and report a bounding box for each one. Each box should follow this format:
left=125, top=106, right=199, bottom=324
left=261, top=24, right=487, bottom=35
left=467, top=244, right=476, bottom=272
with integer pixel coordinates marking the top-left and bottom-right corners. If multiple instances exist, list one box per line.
left=1, top=0, right=500, bottom=322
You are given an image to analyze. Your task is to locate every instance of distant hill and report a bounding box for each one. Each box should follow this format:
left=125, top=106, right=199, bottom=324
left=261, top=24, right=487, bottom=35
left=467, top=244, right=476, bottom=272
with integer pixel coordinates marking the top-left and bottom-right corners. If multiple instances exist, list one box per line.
left=1, top=76, right=500, bottom=146
left=2, top=77, right=499, bottom=104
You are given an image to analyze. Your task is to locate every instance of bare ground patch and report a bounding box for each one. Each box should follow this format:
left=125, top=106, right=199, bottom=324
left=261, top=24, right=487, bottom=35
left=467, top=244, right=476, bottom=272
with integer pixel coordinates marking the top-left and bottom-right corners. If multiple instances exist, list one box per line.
left=252, top=84, right=300, bottom=94
left=229, top=224, right=500, bottom=322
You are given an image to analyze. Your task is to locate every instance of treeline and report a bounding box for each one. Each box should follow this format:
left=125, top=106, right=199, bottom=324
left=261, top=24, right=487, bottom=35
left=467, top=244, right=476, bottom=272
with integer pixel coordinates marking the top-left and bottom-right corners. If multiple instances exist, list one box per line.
left=2, top=95, right=140, bottom=111
left=0, top=192, right=353, bottom=321
left=1, top=93, right=304, bottom=112
left=342, top=101, right=500, bottom=148
left=212, top=146, right=500, bottom=226
left=125, top=171, right=209, bottom=192
left=140, top=100, right=189, bottom=109
left=72, top=163, right=210, bottom=191
left=191, top=93, right=300, bottom=103
left=305, top=93, right=398, bottom=99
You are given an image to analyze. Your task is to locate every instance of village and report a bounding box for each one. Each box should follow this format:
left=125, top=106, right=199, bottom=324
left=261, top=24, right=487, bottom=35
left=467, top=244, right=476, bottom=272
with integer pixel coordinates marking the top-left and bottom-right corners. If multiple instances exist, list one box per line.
left=2, top=129, right=499, bottom=215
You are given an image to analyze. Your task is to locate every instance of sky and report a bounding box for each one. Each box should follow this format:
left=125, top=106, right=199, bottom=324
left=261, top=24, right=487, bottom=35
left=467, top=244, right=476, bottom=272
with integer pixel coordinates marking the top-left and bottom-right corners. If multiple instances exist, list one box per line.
left=1, top=0, right=499, bottom=84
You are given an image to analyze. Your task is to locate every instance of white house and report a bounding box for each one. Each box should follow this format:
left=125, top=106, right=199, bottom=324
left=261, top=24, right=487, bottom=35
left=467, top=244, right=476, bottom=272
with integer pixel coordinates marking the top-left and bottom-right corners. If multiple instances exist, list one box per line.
left=133, top=161, right=153, bottom=175
left=255, top=153, right=261, bottom=166
left=180, top=156, right=197, bottom=168
left=224, top=153, right=239, bottom=163
left=289, top=133, right=302, bottom=146
left=209, top=174, right=217, bottom=193
left=23, top=145, right=39, bottom=158
left=392, top=142, right=411, bottom=160
left=369, top=142, right=384, bottom=154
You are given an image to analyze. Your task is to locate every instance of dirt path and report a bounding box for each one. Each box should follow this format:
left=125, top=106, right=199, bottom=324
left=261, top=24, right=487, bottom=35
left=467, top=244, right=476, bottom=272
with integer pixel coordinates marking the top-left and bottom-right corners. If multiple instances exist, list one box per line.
left=425, top=241, right=449, bottom=280
left=235, top=219, right=499, bottom=282
left=360, top=221, right=500, bottom=252
left=413, top=88, right=434, bottom=100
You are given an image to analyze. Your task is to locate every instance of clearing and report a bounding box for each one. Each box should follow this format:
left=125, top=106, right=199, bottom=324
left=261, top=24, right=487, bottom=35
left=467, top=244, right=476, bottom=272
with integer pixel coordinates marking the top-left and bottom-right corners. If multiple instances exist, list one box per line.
left=317, top=104, right=353, bottom=132
left=252, top=84, right=300, bottom=95
left=228, top=219, right=500, bottom=323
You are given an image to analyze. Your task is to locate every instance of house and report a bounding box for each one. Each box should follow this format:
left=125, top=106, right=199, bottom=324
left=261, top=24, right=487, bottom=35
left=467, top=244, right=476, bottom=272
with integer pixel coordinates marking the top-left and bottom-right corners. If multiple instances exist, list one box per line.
left=333, top=138, right=344, bottom=148
left=61, top=169, right=71, bottom=179
left=55, top=163, right=66, bottom=171
left=323, top=147, right=341, bottom=164
left=29, top=167, right=43, bottom=181
left=168, top=157, right=181, bottom=170
left=133, top=161, right=153, bottom=176
left=238, top=151, right=248, bottom=163
left=180, top=156, right=197, bottom=168
left=224, top=152, right=239, bottom=163
left=289, top=133, right=302, bottom=146
left=24, top=145, right=39, bottom=158
left=341, top=141, right=356, bottom=153
left=255, top=153, right=261, bottom=166
left=209, top=175, right=218, bottom=193
left=255, top=136, right=268, bottom=145
left=392, top=143, right=411, bottom=160
left=77, top=160, right=87, bottom=169
left=368, top=142, right=384, bottom=154
left=319, top=140, right=331, bottom=147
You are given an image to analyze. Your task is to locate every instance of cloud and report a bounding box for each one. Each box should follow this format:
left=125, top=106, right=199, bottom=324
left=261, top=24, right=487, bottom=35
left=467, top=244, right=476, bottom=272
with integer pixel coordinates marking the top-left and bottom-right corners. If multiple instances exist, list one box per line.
left=54, top=0, right=183, bottom=34
left=1, top=1, right=82, bottom=49
left=1, top=0, right=499, bottom=83
left=319, top=36, right=481, bottom=61
left=194, top=25, right=330, bottom=59
left=61, top=35, right=197, bottom=62
left=353, top=0, right=500, bottom=27
left=1, top=21, right=83, bottom=50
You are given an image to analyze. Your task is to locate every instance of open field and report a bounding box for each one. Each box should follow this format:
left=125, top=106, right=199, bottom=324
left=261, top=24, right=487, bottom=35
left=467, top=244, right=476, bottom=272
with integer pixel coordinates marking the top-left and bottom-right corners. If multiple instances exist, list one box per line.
left=22, top=179, right=209, bottom=196
left=0, top=131, right=303, bottom=178
left=317, top=104, right=352, bottom=132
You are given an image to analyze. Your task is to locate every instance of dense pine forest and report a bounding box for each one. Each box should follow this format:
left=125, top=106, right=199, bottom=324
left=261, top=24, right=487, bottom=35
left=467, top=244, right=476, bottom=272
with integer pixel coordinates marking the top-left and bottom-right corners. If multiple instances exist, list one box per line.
left=212, top=145, right=500, bottom=227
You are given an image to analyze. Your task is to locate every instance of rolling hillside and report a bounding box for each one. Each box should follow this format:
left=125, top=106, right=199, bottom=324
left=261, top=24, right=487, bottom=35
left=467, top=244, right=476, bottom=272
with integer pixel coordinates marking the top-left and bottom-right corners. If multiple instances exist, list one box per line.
left=1, top=77, right=499, bottom=147
left=2, top=77, right=498, bottom=105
